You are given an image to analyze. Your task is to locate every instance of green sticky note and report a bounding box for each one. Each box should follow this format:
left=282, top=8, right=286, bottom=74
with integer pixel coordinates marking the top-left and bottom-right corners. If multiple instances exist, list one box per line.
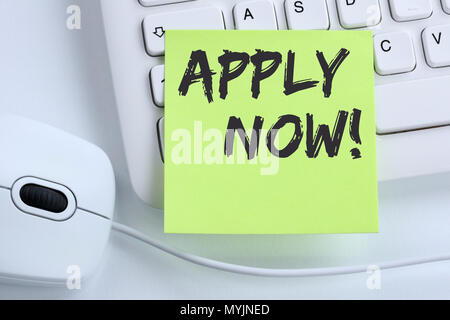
left=165, top=30, right=378, bottom=234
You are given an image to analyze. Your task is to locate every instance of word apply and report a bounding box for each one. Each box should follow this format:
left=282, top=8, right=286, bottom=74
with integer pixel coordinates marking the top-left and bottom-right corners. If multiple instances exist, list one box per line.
left=178, top=48, right=349, bottom=102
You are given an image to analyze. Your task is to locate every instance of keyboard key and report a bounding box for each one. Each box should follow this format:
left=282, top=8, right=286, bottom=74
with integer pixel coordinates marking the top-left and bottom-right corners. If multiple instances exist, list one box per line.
left=374, top=32, right=416, bottom=75
left=285, top=0, right=330, bottom=30
left=157, top=117, right=164, bottom=162
left=143, top=7, right=224, bottom=56
left=233, top=0, right=278, bottom=30
left=389, top=0, right=432, bottom=22
left=376, top=76, right=450, bottom=133
left=150, top=65, right=165, bottom=107
left=443, top=0, right=450, bottom=14
left=336, top=0, right=381, bottom=29
left=422, top=25, right=450, bottom=68
left=139, top=0, right=193, bottom=6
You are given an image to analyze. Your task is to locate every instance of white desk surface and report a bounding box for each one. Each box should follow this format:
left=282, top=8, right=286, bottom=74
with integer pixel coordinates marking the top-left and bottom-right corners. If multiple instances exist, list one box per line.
left=1, top=0, right=450, bottom=299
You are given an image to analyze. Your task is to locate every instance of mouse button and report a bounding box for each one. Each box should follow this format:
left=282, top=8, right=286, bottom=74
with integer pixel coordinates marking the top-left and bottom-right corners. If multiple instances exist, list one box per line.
left=11, top=177, right=76, bottom=221
left=68, top=147, right=116, bottom=220
left=0, top=115, right=57, bottom=188
left=20, top=184, right=68, bottom=213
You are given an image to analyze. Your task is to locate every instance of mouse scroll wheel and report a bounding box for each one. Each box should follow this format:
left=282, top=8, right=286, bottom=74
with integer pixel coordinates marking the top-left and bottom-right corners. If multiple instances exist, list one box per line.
left=19, top=184, right=69, bottom=213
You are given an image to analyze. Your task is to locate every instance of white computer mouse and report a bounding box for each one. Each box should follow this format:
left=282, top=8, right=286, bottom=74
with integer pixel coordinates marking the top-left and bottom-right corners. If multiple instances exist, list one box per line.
left=0, top=114, right=115, bottom=285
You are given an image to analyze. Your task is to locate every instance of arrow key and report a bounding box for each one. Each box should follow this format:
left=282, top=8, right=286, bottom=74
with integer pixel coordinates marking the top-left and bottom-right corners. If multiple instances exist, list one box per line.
left=142, top=6, right=224, bottom=57
left=150, top=64, right=165, bottom=107
left=153, top=27, right=165, bottom=38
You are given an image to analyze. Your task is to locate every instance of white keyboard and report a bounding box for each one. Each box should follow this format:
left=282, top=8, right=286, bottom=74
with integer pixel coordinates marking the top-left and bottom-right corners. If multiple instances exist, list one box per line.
left=101, top=0, right=450, bottom=208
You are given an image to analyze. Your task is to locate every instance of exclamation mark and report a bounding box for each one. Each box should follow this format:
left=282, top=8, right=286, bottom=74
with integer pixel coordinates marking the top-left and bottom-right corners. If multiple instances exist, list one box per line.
left=349, top=108, right=362, bottom=159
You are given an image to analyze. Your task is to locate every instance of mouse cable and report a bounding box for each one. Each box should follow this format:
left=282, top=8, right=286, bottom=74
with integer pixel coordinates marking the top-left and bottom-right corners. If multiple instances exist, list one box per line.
left=112, top=221, right=450, bottom=277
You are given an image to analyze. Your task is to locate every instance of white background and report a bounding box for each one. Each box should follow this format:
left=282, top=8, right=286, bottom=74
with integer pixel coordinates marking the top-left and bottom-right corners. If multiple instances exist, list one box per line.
left=0, top=0, right=450, bottom=299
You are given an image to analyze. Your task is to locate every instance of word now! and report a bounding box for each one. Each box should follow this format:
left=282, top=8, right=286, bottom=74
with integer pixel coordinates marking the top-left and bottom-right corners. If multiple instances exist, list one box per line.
left=225, top=108, right=363, bottom=160
left=178, top=48, right=350, bottom=102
